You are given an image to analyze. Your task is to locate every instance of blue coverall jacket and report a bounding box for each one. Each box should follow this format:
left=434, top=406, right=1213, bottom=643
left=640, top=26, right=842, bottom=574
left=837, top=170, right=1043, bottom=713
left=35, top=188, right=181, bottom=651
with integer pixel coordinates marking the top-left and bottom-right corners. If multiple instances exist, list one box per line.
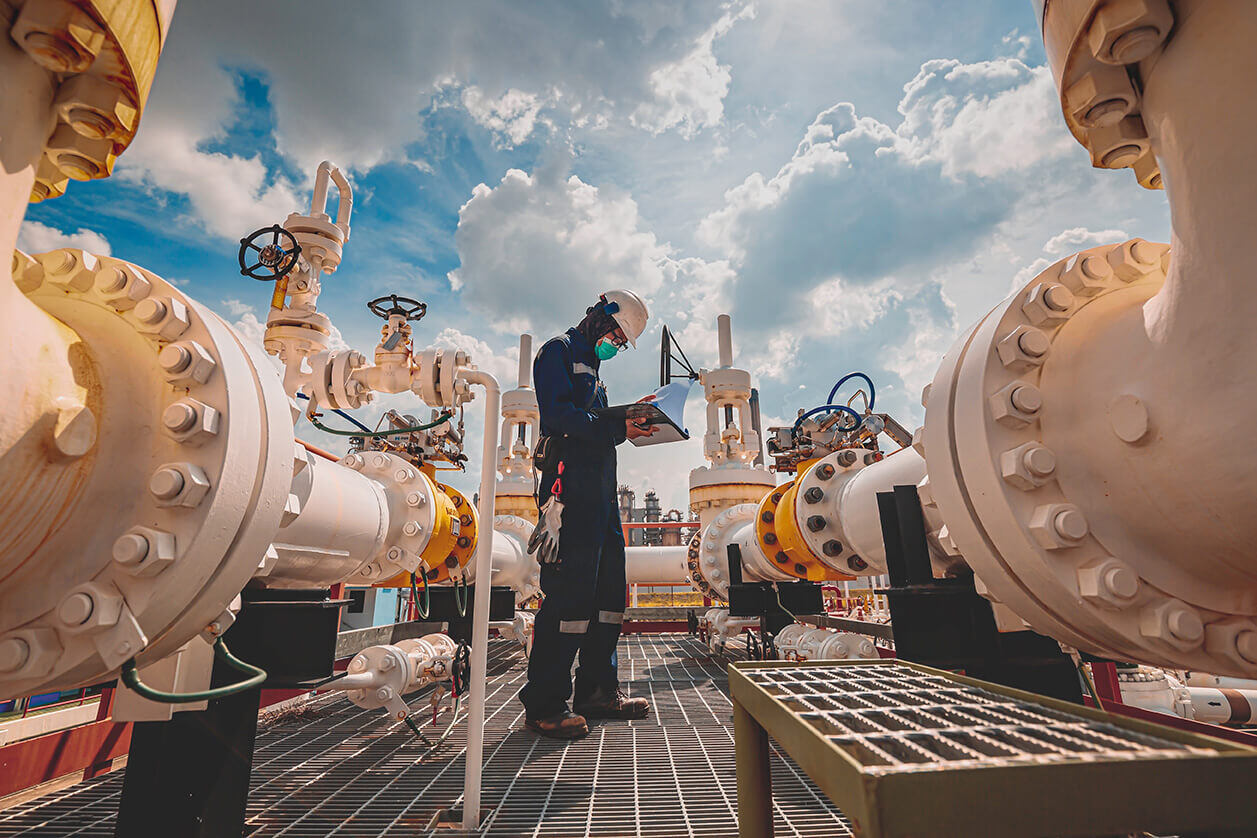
left=519, top=327, right=629, bottom=719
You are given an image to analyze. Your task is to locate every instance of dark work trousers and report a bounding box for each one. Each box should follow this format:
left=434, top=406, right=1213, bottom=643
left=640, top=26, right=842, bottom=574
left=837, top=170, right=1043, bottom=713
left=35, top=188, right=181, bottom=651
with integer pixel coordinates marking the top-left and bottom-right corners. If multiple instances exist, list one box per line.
left=520, top=453, right=626, bottom=719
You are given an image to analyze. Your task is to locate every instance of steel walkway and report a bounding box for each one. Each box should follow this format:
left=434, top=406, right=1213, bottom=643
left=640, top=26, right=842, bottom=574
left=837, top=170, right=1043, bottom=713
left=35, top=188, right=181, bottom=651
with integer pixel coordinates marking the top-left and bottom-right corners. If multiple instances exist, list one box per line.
left=0, top=635, right=851, bottom=836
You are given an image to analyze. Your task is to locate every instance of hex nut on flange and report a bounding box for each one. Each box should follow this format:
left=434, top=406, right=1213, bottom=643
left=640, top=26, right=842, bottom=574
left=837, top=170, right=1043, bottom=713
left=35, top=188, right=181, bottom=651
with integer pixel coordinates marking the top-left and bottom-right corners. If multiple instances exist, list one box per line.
left=159, top=341, right=216, bottom=385
left=1028, top=503, right=1088, bottom=549
left=113, top=526, right=176, bottom=577
left=38, top=248, right=98, bottom=293
left=11, top=0, right=106, bottom=73
left=1000, top=442, right=1057, bottom=490
left=96, top=261, right=151, bottom=310
left=0, top=628, right=62, bottom=677
left=1059, top=253, right=1114, bottom=297
left=1087, top=116, right=1149, bottom=170
left=1107, top=238, right=1162, bottom=282
left=133, top=295, right=190, bottom=340
left=1021, top=282, right=1075, bottom=326
left=57, top=582, right=123, bottom=633
left=162, top=398, right=220, bottom=445
left=1140, top=599, right=1205, bottom=649
left=12, top=250, right=45, bottom=294
left=1204, top=620, right=1257, bottom=669
left=996, top=325, right=1050, bottom=371
left=1077, top=558, right=1140, bottom=609
left=1064, top=67, right=1137, bottom=128
left=149, top=462, right=211, bottom=508
left=989, top=381, right=1042, bottom=429
left=53, top=74, right=137, bottom=140
left=45, top=124, right=115, bottom=181
left=1086, top=0, right=1173, bottom=65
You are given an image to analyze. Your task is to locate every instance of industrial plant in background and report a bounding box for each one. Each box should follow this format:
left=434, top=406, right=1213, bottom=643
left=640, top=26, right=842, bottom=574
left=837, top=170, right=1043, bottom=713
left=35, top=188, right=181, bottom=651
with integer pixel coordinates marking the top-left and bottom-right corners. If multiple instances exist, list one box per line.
left=4, top=0, right=1257, bottom=836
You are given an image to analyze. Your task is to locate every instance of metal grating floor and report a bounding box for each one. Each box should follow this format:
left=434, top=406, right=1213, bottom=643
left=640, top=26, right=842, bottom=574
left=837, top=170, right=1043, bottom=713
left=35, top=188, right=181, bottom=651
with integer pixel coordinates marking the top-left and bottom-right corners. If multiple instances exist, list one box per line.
left=744, top=663, right=1214, bottom=774
left=0, top=635, right=851, bottom=837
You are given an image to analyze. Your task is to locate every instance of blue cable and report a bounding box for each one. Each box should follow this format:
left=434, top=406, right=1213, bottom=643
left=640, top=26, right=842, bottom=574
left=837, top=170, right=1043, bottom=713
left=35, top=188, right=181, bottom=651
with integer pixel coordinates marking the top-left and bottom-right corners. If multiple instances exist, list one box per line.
left=826, top=372, right=876, bottom=410
left=295, top=391, right=374, bottom=434
left=792, top=404, right=863, bottom=433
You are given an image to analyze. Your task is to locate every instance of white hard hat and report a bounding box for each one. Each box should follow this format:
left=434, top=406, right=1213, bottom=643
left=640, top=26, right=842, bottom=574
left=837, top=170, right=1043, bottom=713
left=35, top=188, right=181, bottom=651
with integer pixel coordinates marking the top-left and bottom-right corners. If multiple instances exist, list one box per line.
left=601, top=289, right=649, bottom=349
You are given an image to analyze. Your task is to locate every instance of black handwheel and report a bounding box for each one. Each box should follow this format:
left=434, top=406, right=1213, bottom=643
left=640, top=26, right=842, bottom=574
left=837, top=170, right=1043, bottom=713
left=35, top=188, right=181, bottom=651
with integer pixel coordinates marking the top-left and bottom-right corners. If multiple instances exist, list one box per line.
left=367, top=294, right=427, bottom=322
left=238, top=224, right=301, bottom=280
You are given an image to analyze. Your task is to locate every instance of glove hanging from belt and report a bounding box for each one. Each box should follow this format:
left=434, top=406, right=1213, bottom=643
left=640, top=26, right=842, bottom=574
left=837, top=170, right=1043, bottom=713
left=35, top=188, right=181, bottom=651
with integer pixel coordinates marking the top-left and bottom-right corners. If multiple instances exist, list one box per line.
left=528, top=461, right=565, bottom=567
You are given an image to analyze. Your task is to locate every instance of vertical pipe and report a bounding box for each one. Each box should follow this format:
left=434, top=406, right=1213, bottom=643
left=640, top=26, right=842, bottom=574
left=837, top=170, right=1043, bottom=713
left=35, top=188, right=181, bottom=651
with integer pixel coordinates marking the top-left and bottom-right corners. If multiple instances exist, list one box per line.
left=518, top=334, right=533, bottom=388
left=310, top=161, right=332, bottom=216
left=717, top=314, right=733, bottom=368
left=458, top=370, right=500, bottom=831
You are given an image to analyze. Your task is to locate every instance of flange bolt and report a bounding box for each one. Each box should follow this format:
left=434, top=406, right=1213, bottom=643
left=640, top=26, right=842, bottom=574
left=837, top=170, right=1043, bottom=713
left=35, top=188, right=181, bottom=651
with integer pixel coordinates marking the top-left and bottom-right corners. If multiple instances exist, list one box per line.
left=804, top=487, right=824, bottom=504
left=58, top=592, right=94, bottom=626
left=806, top=515, right=827, bottom=532
left=1167, top=606, right=1204, bottom=643
left=112, top=532, right=149, bottom=566
left=816, top=464, right=835, bottom=480
left=837, top=451, right=857, bottom=467
left=149, top=467, right=185, bottom=500
left=0, top=638, right=30, bottom=673
left=822, top=540, right=843, bottom=557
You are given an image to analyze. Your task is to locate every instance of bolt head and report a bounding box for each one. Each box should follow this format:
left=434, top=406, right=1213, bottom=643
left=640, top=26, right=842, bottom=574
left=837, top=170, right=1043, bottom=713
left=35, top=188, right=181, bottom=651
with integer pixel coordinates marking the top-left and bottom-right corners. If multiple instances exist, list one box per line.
left=112, top=532, right=149, bottom=565
left=1000, top=442, right=1057, bottom=491
left=1077, top=558, right=1140, bottom=608
left=1028, top=503, right=1087, bottom=549
left=149, top=462, right=212, bottom=508
left=989, top=382, right=1042, bottom=429
left=1059, top=253, right=1114, bottom=297
left=1108, top=394, right=1150, bottom=443
left=1021, top=282, right=1076, bottom=326
left=1087, top=0, right=1171, bottom=65
left=134, top=296, right=190, bottom=339
left=848, top=555, right=868, bottom=571
left=997, top=325, right=1050, bottom=371
left=836, top=451, right=857, bottom=467
left=160, top=341, right=216, bottom=384
left=1107, top=238, right=1162, bottom=282
left=816, top=464, right=835, bottom=480
left=806, top=515, right=827, bottom=532
left=822, top=540, right=843, bottom=557
left=11, top=1, right=106, bottom=73
left=149, top=467, right=184, bottom=499
left=0, top=637, right=31, bottom=673
left=1141, top=599, right=1205, bottom=650
left=803, top=487, right=824, bottom=504
left=57, top=582, right=122, bottom=633
left=163, top=402, right=197, bottom=432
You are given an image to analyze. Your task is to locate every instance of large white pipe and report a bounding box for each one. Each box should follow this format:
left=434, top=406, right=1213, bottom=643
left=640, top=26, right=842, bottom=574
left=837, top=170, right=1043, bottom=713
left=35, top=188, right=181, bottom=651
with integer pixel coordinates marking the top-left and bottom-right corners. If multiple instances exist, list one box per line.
left=457, top=369, right=500, bottom=831
left=835, top=448, right=930, bottom=574
left=626, top=546, right=689, bottom=585
left=266, top=454, right=390, bottom=586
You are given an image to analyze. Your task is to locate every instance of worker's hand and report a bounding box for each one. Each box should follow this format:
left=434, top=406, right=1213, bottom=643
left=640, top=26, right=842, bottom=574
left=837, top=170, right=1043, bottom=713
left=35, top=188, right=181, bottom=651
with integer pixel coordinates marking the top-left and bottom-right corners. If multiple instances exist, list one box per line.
left=627, top=393, right=657, bottom=439
left=626, top=419, right=657, bottom=440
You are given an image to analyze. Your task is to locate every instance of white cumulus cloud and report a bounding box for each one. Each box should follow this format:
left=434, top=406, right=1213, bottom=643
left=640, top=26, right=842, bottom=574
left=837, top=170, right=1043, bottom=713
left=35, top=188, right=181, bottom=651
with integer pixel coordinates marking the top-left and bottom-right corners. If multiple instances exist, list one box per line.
left=17, top=221, right=112, bottom=256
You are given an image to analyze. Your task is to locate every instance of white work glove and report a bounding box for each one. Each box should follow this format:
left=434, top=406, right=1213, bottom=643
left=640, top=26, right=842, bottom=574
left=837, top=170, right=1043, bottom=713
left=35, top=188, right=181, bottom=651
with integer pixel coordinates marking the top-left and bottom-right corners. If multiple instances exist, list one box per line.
left=528, top=496, right=565, bottom=566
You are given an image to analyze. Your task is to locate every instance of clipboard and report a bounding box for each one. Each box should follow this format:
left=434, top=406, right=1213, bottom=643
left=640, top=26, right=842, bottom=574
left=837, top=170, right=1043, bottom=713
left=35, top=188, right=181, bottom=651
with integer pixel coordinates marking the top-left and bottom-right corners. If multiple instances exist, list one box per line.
left=595, top=381, right=692, bottom=446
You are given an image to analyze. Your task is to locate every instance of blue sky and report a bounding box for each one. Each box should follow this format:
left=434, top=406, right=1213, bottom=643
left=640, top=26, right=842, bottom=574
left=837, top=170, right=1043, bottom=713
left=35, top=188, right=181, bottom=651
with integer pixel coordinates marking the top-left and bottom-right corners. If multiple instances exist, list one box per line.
left=19, top=0, right=1172, bottom=509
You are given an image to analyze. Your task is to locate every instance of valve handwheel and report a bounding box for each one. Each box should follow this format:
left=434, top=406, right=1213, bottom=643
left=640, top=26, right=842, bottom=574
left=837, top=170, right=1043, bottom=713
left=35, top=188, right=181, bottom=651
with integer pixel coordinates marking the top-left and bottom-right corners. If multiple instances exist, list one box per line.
left=238, top=224, right=302, bottom=280
left=367, top=294, right=427, bottom=322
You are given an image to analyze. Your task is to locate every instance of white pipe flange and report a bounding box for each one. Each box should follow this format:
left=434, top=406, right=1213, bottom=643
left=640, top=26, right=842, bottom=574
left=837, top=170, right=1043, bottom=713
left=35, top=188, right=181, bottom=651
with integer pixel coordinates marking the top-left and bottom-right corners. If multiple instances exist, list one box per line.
left=1, top=250, right=293, bottom=697
left=919, top=240, right=1257, bottom=674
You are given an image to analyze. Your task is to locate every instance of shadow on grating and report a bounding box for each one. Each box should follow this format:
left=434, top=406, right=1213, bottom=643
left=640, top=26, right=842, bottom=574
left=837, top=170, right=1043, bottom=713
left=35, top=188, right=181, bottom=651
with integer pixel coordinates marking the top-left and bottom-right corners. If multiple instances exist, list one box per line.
left=0, top=635, right=851, bottom=837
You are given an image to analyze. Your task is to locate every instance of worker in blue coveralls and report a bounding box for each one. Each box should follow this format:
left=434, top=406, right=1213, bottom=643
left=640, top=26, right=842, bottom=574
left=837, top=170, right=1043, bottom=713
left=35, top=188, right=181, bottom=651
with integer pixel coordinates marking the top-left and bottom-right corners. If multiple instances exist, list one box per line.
left=520, top=289, right=655, bottom=739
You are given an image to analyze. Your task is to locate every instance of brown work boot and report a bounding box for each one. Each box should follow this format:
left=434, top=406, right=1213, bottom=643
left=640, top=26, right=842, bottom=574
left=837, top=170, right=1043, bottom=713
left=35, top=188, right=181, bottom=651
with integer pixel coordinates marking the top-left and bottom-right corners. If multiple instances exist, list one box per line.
left=525, top=710, right=589, bottom=739
left=573, top=687, right=650, bottom=720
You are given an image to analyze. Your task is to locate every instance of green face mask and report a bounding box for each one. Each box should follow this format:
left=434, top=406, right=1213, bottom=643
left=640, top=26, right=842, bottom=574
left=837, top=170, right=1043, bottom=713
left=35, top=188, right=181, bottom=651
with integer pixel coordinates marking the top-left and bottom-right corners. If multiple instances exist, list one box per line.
left=595, top=339, right=619, bottom=360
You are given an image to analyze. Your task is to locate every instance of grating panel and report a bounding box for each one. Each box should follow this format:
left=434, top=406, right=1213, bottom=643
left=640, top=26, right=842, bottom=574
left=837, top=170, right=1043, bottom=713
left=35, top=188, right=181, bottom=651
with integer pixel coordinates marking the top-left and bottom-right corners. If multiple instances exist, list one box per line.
left=741, top=662, right=1210, bottom=775
left=0, top=636, right=850, bottom=837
